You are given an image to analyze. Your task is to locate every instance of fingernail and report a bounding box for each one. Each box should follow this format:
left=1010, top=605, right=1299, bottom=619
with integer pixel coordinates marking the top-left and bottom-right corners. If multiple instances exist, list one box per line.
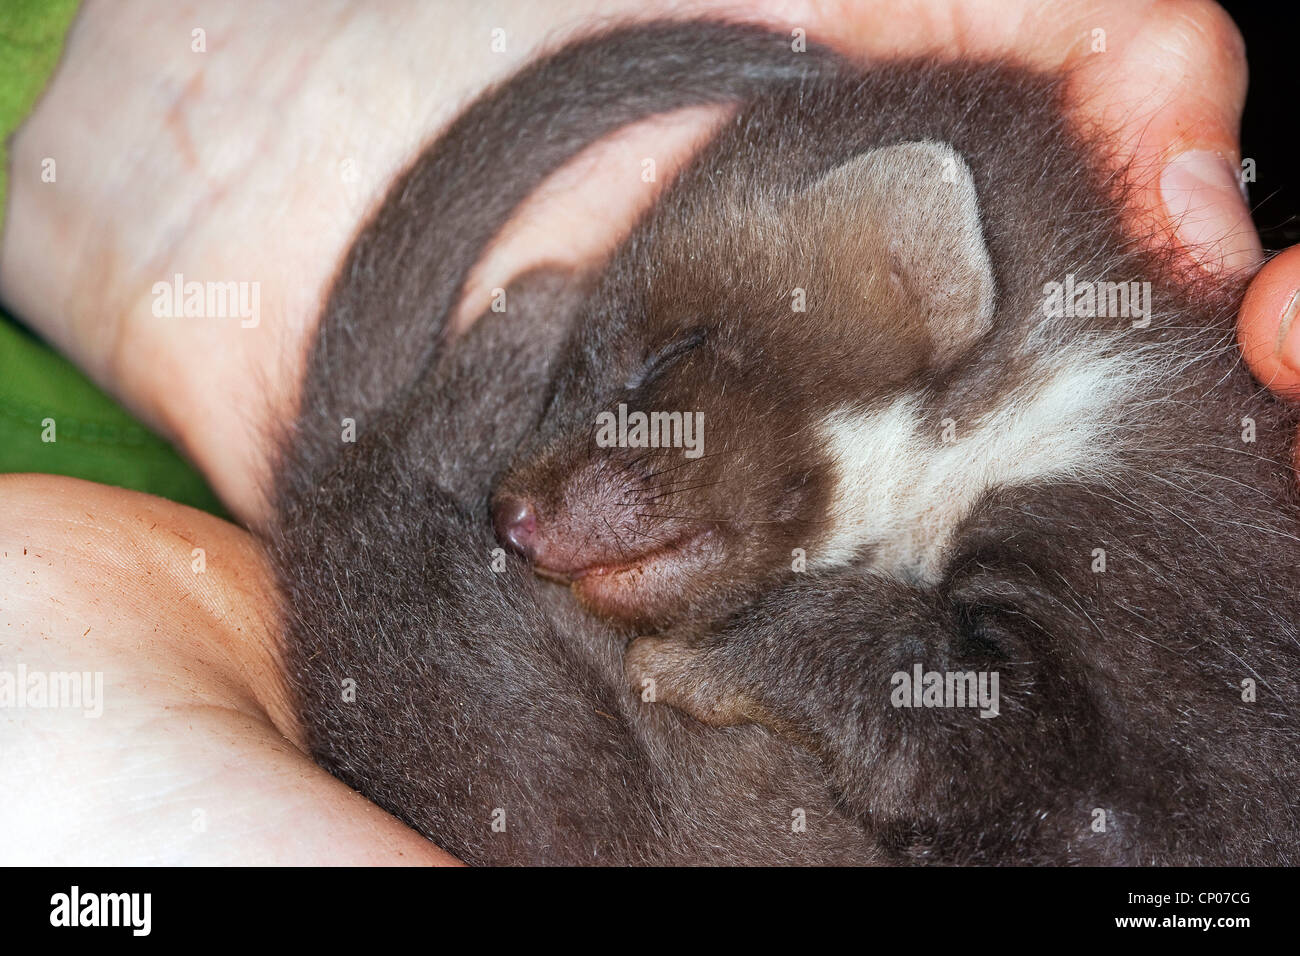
left=1277, top=287, right=1300, bottom=375
left=1161, top=150, right=1262, bottom=274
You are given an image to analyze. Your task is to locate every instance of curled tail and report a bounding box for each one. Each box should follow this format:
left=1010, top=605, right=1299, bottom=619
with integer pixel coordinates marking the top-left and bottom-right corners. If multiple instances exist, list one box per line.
left=287, top=20, right=844, bottom=484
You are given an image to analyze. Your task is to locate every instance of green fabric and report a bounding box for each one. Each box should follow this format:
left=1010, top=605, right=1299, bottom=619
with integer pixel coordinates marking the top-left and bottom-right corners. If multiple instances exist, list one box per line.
left=0, top=319, right=225, bottom=514
left=1, top=0, right=225, bottom=516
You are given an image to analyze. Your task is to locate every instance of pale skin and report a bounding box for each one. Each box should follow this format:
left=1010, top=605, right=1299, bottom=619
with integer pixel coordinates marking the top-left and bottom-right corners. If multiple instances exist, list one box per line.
left=0, top=0, right=1294, bottom=864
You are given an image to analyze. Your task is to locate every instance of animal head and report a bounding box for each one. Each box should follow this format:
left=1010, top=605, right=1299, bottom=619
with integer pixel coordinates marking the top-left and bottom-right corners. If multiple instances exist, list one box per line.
left=491, top=140, right=996, bottom=628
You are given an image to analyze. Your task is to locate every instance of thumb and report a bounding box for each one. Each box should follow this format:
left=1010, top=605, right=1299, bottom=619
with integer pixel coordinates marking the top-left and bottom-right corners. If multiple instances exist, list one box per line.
left=1070, top=0, right=1260, bottom=274
left=1237, top=244, right=1300, bottom=477
left=1238, top=244, right=1300, bottom=399
left=1160, top=147, right=1261, bottom=274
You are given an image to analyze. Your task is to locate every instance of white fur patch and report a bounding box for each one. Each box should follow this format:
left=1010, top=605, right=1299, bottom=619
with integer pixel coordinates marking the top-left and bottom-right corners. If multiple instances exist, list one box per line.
left=816, top=348, right=1144, bottom=580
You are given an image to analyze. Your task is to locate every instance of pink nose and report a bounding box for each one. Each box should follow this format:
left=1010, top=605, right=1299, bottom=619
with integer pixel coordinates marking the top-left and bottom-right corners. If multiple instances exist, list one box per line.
left=492, top=497, right=538, bottom=560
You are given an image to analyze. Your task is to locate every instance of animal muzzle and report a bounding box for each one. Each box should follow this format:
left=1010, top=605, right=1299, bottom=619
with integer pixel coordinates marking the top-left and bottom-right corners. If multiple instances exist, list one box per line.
left=490, top=465, right=652, bottom=579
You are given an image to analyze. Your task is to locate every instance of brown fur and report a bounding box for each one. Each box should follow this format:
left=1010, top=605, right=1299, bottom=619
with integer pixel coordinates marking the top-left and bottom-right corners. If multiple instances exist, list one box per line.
left=268, top=21, right=1300, bottom=865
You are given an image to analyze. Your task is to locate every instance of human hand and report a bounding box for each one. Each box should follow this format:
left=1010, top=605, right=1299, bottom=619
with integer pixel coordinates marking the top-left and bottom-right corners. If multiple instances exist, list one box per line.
left=0, top=474, right=455, bottom=864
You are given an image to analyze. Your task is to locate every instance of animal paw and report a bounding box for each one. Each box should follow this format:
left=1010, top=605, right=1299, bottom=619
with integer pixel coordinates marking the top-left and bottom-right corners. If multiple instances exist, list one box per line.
left=624, top=631, right=767, bottom=728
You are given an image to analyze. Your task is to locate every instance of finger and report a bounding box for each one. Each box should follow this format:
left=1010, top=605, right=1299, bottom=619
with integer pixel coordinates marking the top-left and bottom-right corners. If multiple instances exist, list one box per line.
left=1063, top=0, right=1259, bottom=274
left=788, top=1, right=1259, bottom=274
left=1238, top=244, right=1300, bottom=398
left=1236, top=245, right=1300, bottom=477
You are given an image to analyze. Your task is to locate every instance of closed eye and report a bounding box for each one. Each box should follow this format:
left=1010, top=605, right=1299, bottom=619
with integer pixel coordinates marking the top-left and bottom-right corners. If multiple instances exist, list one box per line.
left=625, top=327, right=708, bottom=390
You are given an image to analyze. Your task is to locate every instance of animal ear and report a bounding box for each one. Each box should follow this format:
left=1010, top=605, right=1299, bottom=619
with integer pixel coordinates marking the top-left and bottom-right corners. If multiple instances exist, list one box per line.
left=802, top=141, right=995, bottom=363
